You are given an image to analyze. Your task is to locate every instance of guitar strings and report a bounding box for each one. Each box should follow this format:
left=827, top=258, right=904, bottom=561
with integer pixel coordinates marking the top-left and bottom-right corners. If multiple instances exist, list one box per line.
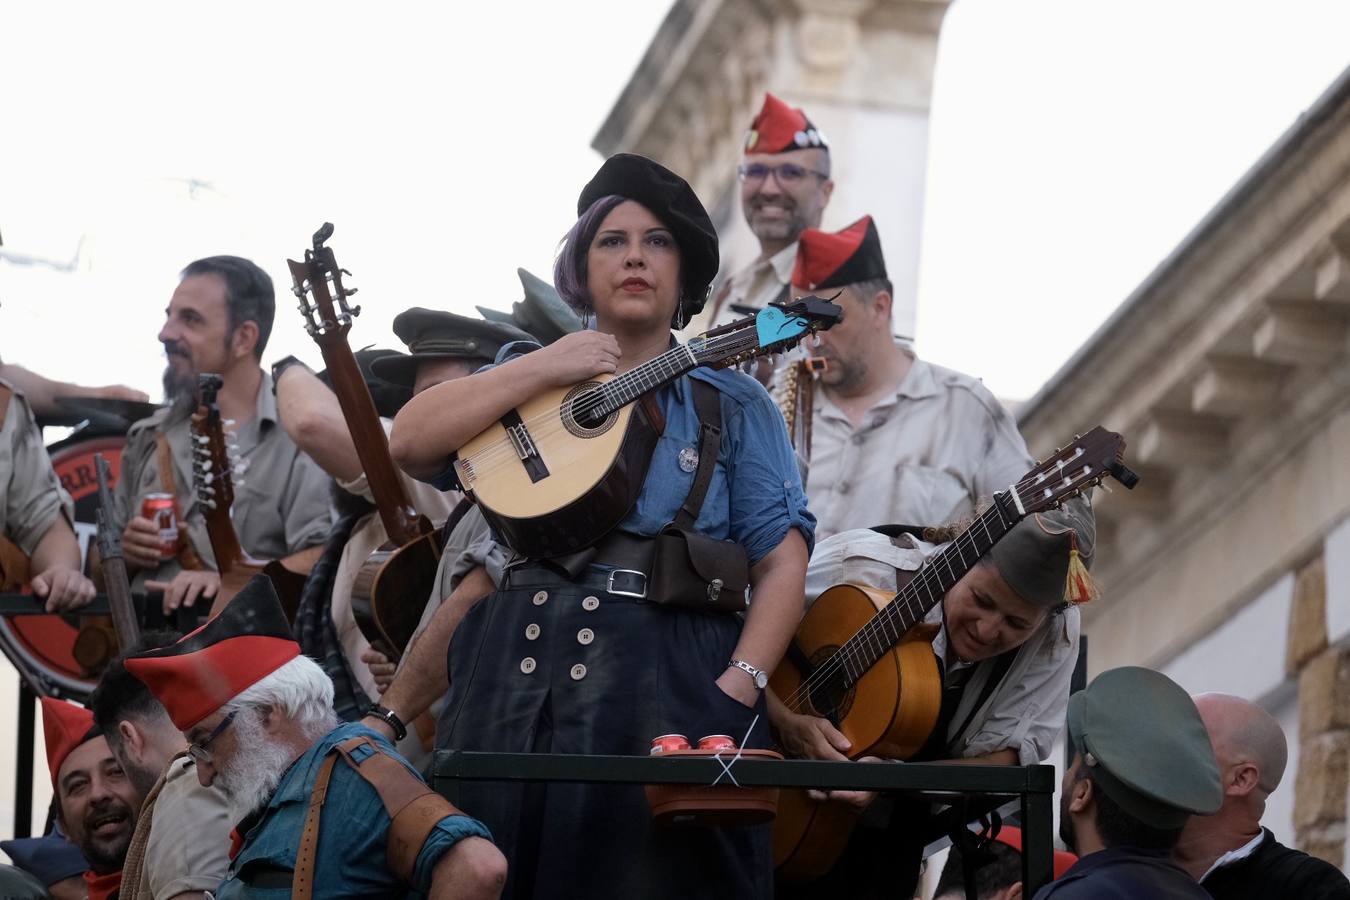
left=457, top=326, right=767, bottom=476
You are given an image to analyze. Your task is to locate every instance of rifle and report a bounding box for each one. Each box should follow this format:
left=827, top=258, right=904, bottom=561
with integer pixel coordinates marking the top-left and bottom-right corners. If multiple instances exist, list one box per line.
left=95, top=453, right=141, bottom=648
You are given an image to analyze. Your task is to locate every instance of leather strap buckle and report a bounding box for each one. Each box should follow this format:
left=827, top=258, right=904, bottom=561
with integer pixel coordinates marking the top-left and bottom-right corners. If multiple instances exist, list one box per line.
left=606, top=568, right=648, bottom=599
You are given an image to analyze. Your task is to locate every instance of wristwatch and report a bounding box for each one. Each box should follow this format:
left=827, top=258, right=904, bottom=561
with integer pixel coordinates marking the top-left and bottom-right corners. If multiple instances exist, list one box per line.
left=269, top=355, right=308, bottom=391
left=366, top=704, right=408, bottom=742
left=728, top=658, right=768, bottom=690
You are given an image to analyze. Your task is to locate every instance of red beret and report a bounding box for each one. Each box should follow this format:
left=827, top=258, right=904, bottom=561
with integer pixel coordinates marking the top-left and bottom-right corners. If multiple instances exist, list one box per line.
left=745, top=93, right=829, bottom=155
left=41, top=697, right=99, bottom=787
left=992, top=825, right=1079, bottom=880
left=791, top=216, right=887, bottom=291
left=124, top=575, right=299, bottom=730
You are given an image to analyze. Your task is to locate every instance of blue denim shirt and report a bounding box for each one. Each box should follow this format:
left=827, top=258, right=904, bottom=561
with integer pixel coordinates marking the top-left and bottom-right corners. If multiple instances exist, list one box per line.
left=433, top=343, right=815, bottom=564
left=216, top=722, right=492, bottom=899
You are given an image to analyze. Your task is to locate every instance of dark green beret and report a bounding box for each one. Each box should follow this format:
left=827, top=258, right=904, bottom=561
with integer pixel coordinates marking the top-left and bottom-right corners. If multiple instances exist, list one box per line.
left=988, top=502, right=1095, bottom=609
left=476, top=268, right=582, bottom=346
left=370, top=309, right=534, bottom=389
left=1068, top=666, right=1222, bottom=829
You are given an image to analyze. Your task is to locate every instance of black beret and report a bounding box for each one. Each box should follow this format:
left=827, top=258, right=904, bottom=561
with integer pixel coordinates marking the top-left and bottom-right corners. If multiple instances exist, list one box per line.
left=371, top=309, right=534, bottom=389
left=577, top=153, right=720, bottom=316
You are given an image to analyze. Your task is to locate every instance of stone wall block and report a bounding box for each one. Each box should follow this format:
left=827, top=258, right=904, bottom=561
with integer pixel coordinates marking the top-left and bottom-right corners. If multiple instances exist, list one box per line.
left=1298, top=646, right=1350, bottom=739
left=1287, top=554, right=1328, bottom=674
left=1293, top=732, right=1350, bottom=831
left=1298, top=822, right=1347, bottom=869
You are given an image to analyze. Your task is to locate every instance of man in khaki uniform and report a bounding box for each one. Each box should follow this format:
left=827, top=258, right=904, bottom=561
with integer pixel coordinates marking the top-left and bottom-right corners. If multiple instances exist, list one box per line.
left=777, top=216, right=1035, bottom=540
left=0, top=377, right=96, bottom=609
left=692, top=93, right=835, bottom=332
left=110, top=256, right=332, bottom=609
left=90, top=632, right=232, bottom=900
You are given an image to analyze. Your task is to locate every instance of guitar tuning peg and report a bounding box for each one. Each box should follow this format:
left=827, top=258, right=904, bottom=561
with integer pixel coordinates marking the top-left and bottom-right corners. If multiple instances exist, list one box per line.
left=203, top=499, right=217, bottom=510
left=232, top=478, right=246, bottom=489
left=223, top=418, right=236, bottom=427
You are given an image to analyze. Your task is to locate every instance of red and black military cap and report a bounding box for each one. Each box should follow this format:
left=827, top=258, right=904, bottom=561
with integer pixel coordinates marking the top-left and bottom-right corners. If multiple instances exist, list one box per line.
left=791, top=215, right=887, bottom=292
left=124, top=575, right=299, bottom=730
left=744, top=93, right=829, bottom=155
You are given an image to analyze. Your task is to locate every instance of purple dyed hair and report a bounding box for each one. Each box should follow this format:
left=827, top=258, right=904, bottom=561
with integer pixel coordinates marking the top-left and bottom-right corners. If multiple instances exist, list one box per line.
left=553, top=194, right=627, bottom=314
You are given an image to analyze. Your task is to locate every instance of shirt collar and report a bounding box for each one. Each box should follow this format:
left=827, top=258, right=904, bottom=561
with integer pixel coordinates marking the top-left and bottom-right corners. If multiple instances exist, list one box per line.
left=768, top=242, right=798, bottom=285
left=1200, top=829, right=1268, bottom=882
left=894, top=352, right=938, bottom=401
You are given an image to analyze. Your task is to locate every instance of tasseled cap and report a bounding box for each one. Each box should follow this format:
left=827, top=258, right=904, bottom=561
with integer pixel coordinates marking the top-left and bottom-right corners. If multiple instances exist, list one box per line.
left=1067, top=666, right=1223, bottom=828
left=577, top=153, right=720, bottom=315
left=124, top=575, right=299, bottom=730
left=744, top=93, right=829, bottom=154
left=41, top=697, right=100, bottom=787
left=791, top=216, right=887, bottom=292
left=987, top=502, right=1097, bottom=609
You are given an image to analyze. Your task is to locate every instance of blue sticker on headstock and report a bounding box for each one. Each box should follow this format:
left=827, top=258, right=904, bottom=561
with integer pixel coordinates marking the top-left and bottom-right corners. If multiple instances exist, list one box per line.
left=755, top=306, right=809, bottom=348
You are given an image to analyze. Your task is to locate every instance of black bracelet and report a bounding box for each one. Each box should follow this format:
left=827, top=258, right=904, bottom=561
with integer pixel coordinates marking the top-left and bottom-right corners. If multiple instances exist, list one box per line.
left=366, top=704, right=408, bottom=742
left=269, top=355, right=307, bottom=392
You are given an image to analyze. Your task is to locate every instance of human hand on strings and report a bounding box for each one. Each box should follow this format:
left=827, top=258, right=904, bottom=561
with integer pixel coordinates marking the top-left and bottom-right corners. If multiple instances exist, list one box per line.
left=533, top=331, right=621, bottom=386
left=769, top=693, right=851, bottom=761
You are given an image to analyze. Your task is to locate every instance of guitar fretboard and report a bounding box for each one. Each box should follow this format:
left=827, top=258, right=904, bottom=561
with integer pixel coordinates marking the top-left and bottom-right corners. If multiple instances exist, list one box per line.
left=833, top=491, right=1022, bottom=689
left=591, top=346, right=699, bottom=418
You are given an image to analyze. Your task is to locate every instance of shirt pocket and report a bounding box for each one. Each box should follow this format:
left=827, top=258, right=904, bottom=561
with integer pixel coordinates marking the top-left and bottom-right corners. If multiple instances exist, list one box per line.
left=891, top=464, right=971, bottom=527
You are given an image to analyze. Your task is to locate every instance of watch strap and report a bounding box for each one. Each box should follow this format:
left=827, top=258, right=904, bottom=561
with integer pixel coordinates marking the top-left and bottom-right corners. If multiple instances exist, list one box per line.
left=729, top=658, right=767, bottom=689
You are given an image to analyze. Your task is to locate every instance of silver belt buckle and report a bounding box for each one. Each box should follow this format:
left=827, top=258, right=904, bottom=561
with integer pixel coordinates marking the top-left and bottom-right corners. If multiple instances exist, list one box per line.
left=606, top=568, right=648, bottom=599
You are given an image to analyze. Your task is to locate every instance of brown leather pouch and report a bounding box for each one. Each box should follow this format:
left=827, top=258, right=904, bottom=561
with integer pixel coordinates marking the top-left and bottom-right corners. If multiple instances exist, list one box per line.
left=649, top=525, right=749, bottom=613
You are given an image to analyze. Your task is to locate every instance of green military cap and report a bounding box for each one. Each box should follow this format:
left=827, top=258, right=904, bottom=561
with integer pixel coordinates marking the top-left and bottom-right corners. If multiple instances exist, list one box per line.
left=476, top=268, right=582, bottom=346
left=988, top=502, right=1096, bottom=609
left=371, top=309, right=534, bottom=389
left=1068, top=666, right=1223, bottom=829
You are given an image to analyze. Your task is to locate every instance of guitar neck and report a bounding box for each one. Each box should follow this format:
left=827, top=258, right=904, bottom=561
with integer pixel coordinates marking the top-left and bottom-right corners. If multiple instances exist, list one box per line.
left=836, top=492, right=1023, bottom=689
left=202, top=502, right=247, bottom=575
left=314, top=336, right=427, bottom=544
left=590, top=346, right=698, bottom=418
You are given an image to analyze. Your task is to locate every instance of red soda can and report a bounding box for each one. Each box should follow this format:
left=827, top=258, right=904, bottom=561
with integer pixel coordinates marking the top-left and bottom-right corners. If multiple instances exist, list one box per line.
left=650, top=734, right=692, bottom=755
left=697, top=734, right=736, bottom=752
left=142, top=493, right=179, bottom=560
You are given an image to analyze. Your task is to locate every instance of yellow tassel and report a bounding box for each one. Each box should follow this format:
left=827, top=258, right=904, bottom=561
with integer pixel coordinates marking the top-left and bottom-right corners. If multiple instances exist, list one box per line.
left=1064, top=536, right=1099, bottom=605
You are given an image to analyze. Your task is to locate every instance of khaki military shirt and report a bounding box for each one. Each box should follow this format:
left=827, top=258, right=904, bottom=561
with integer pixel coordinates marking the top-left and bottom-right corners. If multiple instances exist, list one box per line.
left=331, top=419, right=458, bottom=700
left=794, top=351, right=1033, bottom=540
left=692, top=243, right=798, bottom=333
left=112, top=373, right=333, bottom=590
left=0, top=378, right=73, bottom=555
left=134, top=757, right=232, bottom=900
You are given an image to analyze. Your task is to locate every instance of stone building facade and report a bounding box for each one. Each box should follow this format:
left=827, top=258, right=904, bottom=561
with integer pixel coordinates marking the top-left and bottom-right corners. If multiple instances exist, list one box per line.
left=1019, top=65, right=1350, bottom=863
left=592, top=0, right=953, bottom=340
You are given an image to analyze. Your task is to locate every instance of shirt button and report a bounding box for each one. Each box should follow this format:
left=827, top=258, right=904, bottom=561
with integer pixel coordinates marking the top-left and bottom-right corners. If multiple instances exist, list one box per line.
left=570, top=664, right=587, bottom=681
left=838, top=482, right=851, bottom=495
left=783, top=480, right=791, bottom=488
left=581, top=596, right=600, bottom=611
left=525, top=624, right=541, bottom=640
left=532, top=591, right=548, bottom=606
left=520, top=657, right=537, bottom=674
left=577, top=628, right=594, bottom=645
left=851, top=433, right=865, bottom=445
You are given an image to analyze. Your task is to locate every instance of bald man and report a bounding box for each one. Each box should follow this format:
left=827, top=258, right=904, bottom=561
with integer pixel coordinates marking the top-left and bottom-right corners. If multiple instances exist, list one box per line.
left=1174, top=693, right=1350, bottom=899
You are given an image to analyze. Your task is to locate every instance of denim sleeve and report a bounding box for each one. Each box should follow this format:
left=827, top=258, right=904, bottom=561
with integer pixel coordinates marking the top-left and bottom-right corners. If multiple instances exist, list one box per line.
left=427, top=343, right=541, bottom=492
left=723, top=389, right=816, bottom=565
left=410, top=815, right=496, bottom=894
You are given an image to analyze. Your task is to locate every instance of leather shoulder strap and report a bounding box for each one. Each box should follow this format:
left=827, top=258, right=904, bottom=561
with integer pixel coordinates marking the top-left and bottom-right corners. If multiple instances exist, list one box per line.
left=673, top=380, right=722, bottom=530
left=292, top=751, right=340, bottom=900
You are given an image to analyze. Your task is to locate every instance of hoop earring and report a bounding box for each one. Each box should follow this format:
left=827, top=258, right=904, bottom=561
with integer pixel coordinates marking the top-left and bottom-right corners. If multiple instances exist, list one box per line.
left=581, top=307, right=592, bottom=330
left=672, top=294, right=689, bottom=330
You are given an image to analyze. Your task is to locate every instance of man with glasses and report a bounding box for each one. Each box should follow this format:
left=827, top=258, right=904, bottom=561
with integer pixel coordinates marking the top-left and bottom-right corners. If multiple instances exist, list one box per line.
left=90, top=630, right=233, bottom=900
left=695, top=93, right=835, bottom=331
left=124, top=575, right=507, bottom=899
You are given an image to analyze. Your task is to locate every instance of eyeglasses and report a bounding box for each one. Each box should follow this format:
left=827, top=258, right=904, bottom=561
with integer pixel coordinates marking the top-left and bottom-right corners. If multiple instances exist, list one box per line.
left=737, top=163, right=829, bottom=185
left=187, top=710, right=237, bottom=766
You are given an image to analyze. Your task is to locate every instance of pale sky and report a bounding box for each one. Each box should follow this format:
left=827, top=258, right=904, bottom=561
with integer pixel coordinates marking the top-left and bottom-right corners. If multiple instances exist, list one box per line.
left=4, top=0, right=1350, bottom=835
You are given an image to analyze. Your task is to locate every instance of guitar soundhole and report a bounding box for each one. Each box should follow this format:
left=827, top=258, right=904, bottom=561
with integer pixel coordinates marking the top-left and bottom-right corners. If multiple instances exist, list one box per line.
left=805, top=645, right=856, bottom=724
left=562, top=382, right=619, bottom=438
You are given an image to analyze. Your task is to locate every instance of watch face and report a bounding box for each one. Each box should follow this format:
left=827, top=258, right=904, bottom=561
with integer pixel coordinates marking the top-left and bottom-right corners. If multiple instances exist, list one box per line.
left=754, top=671, right=768, bottom=689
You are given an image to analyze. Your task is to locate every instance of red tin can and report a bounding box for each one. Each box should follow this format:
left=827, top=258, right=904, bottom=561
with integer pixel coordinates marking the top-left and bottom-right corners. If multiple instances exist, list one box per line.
left=697, top=734, right=736, bottom=752
left=650, top=734, right=692, bottom=755
left=142, top=493, right=179, bottom=560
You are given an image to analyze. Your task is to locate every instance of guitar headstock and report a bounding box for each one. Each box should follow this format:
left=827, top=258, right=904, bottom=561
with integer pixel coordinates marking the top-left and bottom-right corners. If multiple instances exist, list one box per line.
left=691, top=295, right=842, bottom=369
left=287, top=222, right=360, bottom=344
left=189, top=373, right=240, bottom=513
left=1013, top=426, right=1137, bottom=515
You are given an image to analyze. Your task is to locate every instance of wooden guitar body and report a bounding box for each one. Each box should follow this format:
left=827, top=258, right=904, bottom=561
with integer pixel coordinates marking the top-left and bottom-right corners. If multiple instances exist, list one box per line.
left=351, top=526, right=441, bottom=659
left=771, top=582, right=943, bottom=880
left=456, top=375, right=662, bottom=559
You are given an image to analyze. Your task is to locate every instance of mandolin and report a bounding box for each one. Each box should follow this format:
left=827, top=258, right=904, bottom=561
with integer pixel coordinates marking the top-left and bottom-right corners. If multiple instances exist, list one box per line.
left=772, top=427, right=1137, bottom=879
left=287, top=223, right=440, bottom=661
left=191, top=374, right=310, bottom=619
left=451, top=298, right=843, bottom=559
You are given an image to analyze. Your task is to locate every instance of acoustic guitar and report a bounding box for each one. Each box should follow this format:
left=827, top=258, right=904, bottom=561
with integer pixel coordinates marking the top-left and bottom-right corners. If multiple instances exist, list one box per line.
left=452, top=298, right=843, bottom=559
left=190, top=374, right=310, bottom=619
left=772, top=426, right=1137, bottom=879
left=287, top=223, right=440, bottom=661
